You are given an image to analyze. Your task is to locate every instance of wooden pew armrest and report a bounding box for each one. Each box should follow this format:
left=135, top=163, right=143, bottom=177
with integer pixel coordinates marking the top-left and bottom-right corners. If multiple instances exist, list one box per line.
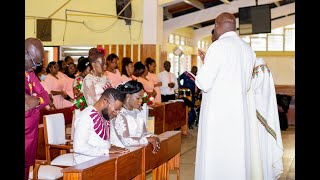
left=48, top=144, right=73, bottom=150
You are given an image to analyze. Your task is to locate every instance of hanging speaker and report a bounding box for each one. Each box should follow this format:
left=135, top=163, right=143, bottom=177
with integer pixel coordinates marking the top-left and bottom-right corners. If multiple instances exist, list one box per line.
left=36, top=19, right=52, bottom=41
left=116, top=0, right=132, bottom=25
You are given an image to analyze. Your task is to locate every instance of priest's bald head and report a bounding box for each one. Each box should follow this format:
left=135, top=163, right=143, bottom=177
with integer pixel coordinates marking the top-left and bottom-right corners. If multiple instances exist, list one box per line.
left=25, top=37, right=44, bottom=72
left=213, top=12, right=236, bottom=40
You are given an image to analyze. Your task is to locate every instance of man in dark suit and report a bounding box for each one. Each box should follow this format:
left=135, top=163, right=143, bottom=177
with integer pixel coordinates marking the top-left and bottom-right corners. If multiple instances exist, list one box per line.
left=178, top=66, right=199, bottom=129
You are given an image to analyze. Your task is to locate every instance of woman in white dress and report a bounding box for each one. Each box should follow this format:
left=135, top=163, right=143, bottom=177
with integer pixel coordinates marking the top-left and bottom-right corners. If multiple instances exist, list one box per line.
left=110, top=80, right=160, bottom=154
left=82, top=47, right=112, bottom=107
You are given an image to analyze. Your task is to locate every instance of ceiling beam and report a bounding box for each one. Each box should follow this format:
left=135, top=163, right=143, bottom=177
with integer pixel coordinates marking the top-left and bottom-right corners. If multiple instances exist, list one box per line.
left=164, top=0, right=258, bottom=35
left=164, top=0, right=293, bottom=36
left=184, top=0, right=204, bottom=10
left=158, top=0, right=184, bottom=7
left=164, top=7, right=173, bottom=19
left=193, top=3, right=295, bottom=41
left=191, top=24, right=202, bottom=29
left=219, top=0, right=231, bottom=4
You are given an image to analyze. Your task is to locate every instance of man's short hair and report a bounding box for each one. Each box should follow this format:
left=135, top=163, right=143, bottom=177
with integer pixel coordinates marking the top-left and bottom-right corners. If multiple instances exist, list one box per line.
left=101, top=88, right=125, bottom=103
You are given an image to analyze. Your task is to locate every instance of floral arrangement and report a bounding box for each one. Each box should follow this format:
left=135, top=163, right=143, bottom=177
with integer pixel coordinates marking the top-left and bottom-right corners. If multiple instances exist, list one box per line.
left=71, top=77, right=88, bottom=111
left=97, top=47, right=106, bottom=56
left=142, top=92, right=154, bottom=106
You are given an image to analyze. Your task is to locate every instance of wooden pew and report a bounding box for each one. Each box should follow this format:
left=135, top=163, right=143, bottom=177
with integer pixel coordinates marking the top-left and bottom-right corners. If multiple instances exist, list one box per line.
left=62, top=146, right=144, bottom=180
left=61, top=131, right=182, bottom=180
left=149, top=102, right=188, bottom=135
left=149, top=103, right=165, bottom=135
left=145, top=131, right=181, bottom=180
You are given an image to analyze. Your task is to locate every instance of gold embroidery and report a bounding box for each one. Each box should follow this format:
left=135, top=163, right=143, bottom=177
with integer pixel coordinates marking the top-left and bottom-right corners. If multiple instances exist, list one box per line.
left=252, top=64, right=271, bottom=79
left=256, top=110, right=277, bottom=140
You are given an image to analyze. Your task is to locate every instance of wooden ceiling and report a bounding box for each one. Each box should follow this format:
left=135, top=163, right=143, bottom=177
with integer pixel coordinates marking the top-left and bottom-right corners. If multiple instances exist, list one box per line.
left=163, top=0, right=295, bottom=30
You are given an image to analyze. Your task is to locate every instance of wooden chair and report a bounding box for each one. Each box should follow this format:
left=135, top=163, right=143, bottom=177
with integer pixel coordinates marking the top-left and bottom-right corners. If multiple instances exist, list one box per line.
left=43, top=113, right=75, bottom=167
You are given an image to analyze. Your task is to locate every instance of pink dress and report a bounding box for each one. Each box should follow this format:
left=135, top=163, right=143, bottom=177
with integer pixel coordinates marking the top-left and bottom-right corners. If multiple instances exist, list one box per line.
left=105, top=69, right=122, bottom=87
left=25, top=71, right=50, bottom=167
left=42, top=72, right=73, bottom=109
left=121, top=74, right=137, bottom=83
left=136, top=77, right=154, bottom=94
left=146, top=72, right=161, bottom=103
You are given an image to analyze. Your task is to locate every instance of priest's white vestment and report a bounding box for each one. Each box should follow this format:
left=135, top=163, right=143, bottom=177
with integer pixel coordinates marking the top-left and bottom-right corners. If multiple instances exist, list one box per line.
left=195, top=31, right=256, bottom=180
left=249, top=58, right=284, bottom=180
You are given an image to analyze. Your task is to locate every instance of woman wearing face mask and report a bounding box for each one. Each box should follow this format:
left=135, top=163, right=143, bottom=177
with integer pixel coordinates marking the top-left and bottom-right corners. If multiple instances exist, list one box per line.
left=34, top=65, right=46, bottom=81
left=110, top=80, right=160, bottom=154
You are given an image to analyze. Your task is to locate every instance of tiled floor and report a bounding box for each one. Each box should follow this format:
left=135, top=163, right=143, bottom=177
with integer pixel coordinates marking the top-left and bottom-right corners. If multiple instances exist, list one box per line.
left=146, top=125, right=295, bottom=180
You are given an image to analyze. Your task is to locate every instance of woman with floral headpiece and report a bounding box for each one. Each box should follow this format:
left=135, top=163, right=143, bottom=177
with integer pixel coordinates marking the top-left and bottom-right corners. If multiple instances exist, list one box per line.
left=82, top=47, right=112, bottom=107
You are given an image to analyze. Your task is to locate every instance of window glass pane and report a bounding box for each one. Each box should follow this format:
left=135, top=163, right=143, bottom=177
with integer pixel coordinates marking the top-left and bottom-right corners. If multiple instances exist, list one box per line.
left=268, top=35, right=283, bottom=51
left=271, top=27, right=284, bottom=35
left=251, top=37, right=266, bottom=51
left=251, top=33, right=267, bottom=38
left=180, top=37, right=185, bottom=45
left=169, top=34, right=174, bottom=43
left=179, top=54, right=186, bottom=76
left=197, top=56, right=203, bottom=69
left=285, top=28, right=295, bottom=51
left=175, top=35, right=180, bottom=45
left=173, top=55, right=179, bottom=76
left=201, top=41, right=205, bottom=49
left=197, top=41, right=201, bottom=49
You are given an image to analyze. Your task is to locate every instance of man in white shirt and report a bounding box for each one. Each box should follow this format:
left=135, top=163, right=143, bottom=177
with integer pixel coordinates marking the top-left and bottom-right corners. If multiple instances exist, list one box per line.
left=73, top=88, right=129, bottom=164
left=158, top=61, right=178, bottom=102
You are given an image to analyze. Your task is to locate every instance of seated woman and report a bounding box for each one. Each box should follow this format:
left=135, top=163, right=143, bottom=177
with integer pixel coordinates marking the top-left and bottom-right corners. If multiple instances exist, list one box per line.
left=110, top=80, right=160, bottom=154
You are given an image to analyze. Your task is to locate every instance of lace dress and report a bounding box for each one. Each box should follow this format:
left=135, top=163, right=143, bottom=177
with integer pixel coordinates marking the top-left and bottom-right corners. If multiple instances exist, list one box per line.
left=82, top=74, right=112, bottom=106
left=110, top=107, right=153, bottom=148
